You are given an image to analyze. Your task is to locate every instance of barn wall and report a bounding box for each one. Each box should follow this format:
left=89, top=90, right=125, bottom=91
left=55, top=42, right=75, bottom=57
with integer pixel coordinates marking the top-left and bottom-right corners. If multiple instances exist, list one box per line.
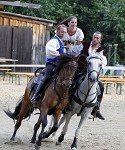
left=0, top=13, right=49, bottom=65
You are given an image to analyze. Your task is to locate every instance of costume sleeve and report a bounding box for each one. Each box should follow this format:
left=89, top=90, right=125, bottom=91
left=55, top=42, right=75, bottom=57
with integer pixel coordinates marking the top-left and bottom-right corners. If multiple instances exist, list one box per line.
left=76, top=28, right=84, bottom=41
left=46, top=39, right=60, bottom=58
left=99, top=50, right=107, bottom=67
left=68, top=44, right=83, bottom=56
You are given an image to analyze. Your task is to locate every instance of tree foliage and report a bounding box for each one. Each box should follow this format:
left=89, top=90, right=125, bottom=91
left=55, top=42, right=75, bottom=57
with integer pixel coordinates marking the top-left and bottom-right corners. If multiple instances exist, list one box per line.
left=5, top=0, right=125, bottom=65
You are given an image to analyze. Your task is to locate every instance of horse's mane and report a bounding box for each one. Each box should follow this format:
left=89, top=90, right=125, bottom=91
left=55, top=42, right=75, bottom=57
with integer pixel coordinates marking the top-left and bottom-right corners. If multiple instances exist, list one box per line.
left=55, top=54, right=75, bottom=72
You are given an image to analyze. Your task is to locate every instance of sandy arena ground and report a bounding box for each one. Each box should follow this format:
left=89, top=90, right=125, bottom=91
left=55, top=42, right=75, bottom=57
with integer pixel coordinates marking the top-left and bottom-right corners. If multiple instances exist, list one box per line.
left=0, top=76, right=125, bottom=150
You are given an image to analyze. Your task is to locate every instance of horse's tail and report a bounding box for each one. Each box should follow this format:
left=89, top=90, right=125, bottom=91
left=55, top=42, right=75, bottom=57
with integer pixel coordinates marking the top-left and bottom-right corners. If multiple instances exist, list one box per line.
left=4, top=96, right=34, bottom=120
left=4, top=96, right=23, bottom=120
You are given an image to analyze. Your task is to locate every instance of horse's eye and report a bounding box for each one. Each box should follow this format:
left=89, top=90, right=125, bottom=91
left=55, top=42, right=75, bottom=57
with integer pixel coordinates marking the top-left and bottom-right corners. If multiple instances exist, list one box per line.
left=99, top=64, right=102, bottom=67
left=88, top=62, right=91, bottom=65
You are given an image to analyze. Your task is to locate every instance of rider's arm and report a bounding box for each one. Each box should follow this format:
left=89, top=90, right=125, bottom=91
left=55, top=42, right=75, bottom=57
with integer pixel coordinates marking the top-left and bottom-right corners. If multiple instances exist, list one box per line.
left=66, top=28, right=84, bottom=56
left=99, top=50, right=107, bottom=67
left=46, top=39, right=60, bottom=58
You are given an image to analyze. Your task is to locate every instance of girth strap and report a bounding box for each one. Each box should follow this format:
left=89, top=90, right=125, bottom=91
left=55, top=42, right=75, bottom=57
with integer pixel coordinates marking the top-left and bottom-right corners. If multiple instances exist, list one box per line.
left=71, top=93, right=98, bottom=116
left=72, top=94, right=97, bottom=107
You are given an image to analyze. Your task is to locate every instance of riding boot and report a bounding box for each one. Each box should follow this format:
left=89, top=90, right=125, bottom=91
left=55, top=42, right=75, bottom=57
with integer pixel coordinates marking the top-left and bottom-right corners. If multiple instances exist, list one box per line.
left=91, top=81, right=105, bottom=120
left=31, top=80, right=45, bottom=105
left=67, top=103, right=73, bottom=111
left=91, top=96, right=105, bottom=120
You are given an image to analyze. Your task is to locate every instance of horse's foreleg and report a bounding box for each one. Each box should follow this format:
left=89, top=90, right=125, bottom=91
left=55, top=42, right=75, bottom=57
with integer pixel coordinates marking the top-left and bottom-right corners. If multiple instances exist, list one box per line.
left=43, top=111, right=62, bottom=139
left=71, top=109, right=91, bottom=150
left=51, top=113, right=66, bottom=138
left=31, top=121, right=41, bottom=144
left=43, top=115, right=54, bottom=136
left=31, top=111, right=47, bottom=144
left=35, top=111, right=47, bottom=149
left=57, top=112, right=73, bottom=145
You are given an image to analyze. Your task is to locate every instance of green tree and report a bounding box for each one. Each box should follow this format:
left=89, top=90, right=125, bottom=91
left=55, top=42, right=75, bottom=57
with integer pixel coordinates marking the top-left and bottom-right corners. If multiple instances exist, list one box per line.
left=5, top=0, right=125, bottom=65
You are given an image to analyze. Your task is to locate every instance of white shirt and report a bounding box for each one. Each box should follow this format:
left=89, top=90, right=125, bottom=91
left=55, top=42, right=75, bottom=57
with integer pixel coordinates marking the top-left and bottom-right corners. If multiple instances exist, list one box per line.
left=63, top=28, right=84, bottom=56
left=46, top=35, right=66, bottom=59
left=88, top=43, right=107, bottom=67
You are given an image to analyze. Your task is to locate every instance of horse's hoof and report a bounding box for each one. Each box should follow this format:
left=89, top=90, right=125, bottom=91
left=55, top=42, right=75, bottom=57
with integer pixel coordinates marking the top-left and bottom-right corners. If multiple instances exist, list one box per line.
left=29, top=143, right=35, bottom=147
left=71, top=147, right=77, bottom=150
left=10, top=138, right=19, bottom=143
left=9, top=139, right=15, bottom=143
left=42, top=132, right=49, bottom=139
left=56, top=141, right=61, bottom=145
left=28, top=143, right=36, bottom=150
left=51, top=136, right=55, bottom=142
left=10, top=138, right=15, bottom=141
left=35, top=143, right=40, bottom=150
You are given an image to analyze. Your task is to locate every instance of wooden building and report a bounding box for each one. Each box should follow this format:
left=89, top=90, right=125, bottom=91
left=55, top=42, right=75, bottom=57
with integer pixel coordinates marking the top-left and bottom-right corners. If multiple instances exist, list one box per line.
left=0, top=10, right=54, bottom=71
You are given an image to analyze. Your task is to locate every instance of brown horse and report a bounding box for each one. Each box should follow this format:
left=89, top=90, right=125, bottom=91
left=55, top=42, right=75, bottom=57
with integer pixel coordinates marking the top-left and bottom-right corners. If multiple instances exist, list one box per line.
left=4, top=54, right=78, bottom=149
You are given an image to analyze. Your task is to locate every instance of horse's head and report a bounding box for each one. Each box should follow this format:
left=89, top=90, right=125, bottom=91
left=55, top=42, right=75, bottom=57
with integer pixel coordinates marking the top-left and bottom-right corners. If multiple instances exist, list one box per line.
left=56, top=54, right=78, bottom=89
left=86, top=53, right=102, bottom=83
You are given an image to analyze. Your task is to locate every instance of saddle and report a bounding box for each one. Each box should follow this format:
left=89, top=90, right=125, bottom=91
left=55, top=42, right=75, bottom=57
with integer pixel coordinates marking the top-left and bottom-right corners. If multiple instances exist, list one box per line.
left=30, top=71, right=58, bottom=100
left=70, top=72, right=85, bottom=96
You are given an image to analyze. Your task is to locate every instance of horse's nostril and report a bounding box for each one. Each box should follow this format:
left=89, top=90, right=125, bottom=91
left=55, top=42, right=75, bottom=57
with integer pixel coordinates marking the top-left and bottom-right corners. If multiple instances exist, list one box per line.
left=65, top=85, right=70, bottom=89
left=62, top=82, right=71, bottom=89
left=90, top=78, right=97, bottom=83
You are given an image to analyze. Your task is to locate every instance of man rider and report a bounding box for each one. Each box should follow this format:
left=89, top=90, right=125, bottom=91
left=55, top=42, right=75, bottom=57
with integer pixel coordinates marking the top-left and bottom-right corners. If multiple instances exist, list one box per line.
left=78, top=31, right=107, bottom=120
left=31, top=24, right=67, bottom=105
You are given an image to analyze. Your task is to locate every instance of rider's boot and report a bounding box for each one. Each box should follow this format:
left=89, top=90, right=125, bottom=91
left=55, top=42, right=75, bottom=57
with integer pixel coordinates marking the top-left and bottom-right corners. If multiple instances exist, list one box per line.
left=31, top=80, right=45, bottom=105
left=91, top=90, right=105, bottom=120
left=91, top=81, right=105, bottom=120
left=91, top=94, right=105, bottom=120
left=67, top=103, right=73, bottom=111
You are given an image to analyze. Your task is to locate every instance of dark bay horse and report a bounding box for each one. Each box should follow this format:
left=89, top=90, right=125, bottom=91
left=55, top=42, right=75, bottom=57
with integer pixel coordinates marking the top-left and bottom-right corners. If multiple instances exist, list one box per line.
left=4, top=54, right=78, bottom=150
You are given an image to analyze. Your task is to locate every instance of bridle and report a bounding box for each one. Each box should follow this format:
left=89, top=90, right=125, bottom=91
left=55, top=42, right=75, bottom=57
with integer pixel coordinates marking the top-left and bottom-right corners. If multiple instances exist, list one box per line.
left=53, top=60, right=77, bottom=98
left=74, top=55, right=102, bottom=111
left=63, top=61, right=77, bottom=82
left=87, top=56, right=102, bottom=81
left=54, top=60, right=77, bottom=87
left=49, top=60, right=78, bottom=112
left=74, top=56, right=102, bottom=115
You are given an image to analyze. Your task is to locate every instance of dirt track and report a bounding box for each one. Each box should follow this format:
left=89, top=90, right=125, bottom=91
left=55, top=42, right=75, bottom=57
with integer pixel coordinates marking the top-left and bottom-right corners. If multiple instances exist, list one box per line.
left=0, top=77, right=125, bottom=150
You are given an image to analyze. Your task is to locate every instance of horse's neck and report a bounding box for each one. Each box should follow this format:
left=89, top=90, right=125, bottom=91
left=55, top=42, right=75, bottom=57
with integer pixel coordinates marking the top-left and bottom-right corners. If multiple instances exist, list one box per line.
left=76, top=74, right=98, bottom=102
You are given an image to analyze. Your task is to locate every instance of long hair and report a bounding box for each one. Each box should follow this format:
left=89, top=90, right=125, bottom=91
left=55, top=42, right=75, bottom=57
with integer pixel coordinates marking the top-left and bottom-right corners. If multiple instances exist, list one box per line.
left=58, top=16, right=77, bottom=27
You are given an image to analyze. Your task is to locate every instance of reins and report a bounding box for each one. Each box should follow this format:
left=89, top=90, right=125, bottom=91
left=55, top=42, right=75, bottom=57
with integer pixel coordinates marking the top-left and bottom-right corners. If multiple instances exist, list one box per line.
left=49, top=60, right=77, bottom=112
left=74, top=55, right=102, bottom=115
left=58, top=61, right=77, bottom=85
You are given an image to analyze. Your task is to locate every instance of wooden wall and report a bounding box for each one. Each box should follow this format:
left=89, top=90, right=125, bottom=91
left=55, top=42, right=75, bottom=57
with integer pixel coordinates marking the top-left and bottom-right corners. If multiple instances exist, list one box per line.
left=0, top=11, right=53, bottom=68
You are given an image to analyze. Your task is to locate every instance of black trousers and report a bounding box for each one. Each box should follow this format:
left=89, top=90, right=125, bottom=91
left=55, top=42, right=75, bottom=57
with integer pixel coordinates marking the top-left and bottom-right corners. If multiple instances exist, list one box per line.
left=33, top=62, right=56, bottom=96
left=43, top=62, right=56, bottom=82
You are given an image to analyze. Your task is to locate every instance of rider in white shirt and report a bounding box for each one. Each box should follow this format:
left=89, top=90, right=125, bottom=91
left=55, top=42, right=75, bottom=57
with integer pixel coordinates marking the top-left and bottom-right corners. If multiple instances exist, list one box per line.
left=59, top=16, right=84, bottom=56
left=31, top=24, right=67, bottom=105
left=78, top=31, right=107, bottom=120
